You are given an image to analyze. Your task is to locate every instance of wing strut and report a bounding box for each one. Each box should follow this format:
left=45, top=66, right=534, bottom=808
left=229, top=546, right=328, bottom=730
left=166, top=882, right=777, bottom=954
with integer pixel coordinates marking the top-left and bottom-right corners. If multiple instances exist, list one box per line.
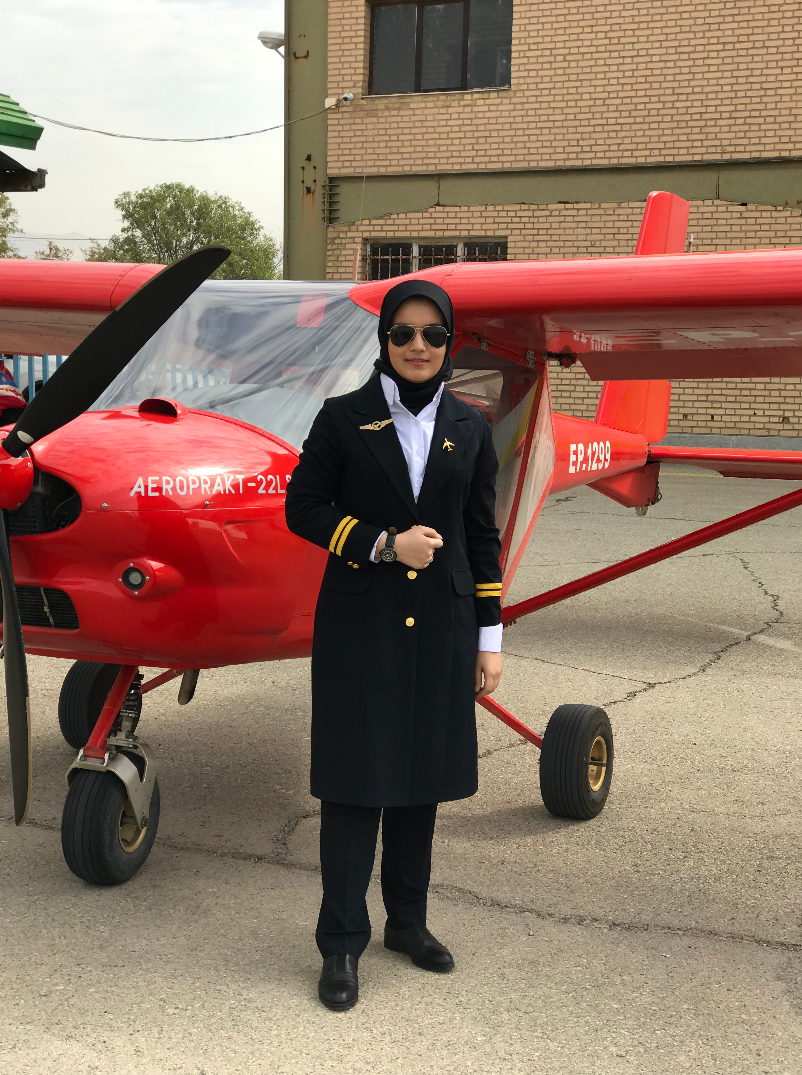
left=502, top=484, right=802, bottom=623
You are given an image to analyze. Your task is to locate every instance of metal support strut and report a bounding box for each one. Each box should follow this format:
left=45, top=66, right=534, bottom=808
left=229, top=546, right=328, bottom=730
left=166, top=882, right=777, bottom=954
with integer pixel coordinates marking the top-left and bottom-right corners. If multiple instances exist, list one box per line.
left=502, top=485, right=802, bottom=623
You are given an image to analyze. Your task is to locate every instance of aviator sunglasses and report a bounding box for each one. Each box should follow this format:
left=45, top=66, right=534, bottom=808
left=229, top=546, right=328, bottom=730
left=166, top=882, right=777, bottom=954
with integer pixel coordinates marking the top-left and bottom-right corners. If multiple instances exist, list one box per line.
left=387, top=324, right=450, bottom=349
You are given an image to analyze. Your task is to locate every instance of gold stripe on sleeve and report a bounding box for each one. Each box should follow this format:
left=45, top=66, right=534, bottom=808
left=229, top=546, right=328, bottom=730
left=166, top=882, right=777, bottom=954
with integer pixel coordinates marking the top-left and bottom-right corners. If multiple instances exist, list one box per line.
left=475, top=583, right=502, bottom=590
left=329, top=516, right=353, bottom=553
left=335, top=517, right=359, bottom=556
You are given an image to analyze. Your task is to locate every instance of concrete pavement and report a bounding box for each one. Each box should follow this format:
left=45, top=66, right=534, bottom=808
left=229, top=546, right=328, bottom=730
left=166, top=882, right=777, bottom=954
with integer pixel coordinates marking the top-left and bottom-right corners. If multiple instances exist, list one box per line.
left=0, top=468, right=800, bottom=1074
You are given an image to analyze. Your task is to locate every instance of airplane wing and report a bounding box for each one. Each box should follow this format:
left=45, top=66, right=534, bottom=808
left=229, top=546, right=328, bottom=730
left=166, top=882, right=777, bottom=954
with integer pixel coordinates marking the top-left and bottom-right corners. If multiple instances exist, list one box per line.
left=0, top=260, right=162, bottom=355
left=350, top=247, right=802, bottom=381
left=7, top=240, right=802, bottom=382
left=648, top=444, right=802, bottom=480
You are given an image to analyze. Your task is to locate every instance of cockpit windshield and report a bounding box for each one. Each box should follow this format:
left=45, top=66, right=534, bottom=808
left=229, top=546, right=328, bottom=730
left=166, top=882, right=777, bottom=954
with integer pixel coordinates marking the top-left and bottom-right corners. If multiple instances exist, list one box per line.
left=92, top=280, right=381, bottom=450
left=92, top=278, right=554, bottom=568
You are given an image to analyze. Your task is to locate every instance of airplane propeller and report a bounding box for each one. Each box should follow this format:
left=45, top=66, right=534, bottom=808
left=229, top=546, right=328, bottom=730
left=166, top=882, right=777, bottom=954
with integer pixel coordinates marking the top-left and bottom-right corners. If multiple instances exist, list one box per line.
left=0, top=244, right=230, bottom=824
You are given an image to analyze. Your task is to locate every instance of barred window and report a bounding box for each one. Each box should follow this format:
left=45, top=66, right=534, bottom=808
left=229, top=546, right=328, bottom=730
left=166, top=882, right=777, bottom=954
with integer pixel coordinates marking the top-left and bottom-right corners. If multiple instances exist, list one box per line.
left=368, top=243, right=414, bottom=280
left=368, top=240, right=507, bottom=279
left=369, top=0, right=513, bottom=96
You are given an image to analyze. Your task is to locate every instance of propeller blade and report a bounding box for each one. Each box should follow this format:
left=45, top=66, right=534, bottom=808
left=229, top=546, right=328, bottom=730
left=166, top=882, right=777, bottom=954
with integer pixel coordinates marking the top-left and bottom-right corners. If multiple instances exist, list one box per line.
left=0, top=512, right=30, bottom=825
left=2, top=245, right=230, bottom=458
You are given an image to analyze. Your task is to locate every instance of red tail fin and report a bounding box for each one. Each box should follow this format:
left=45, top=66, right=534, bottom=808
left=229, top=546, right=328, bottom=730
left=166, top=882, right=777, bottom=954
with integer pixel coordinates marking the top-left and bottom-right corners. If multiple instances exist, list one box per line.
left=595, top=380, right=672, bottom=443
left=634, top=190, right=690, bottom=256
left=594, top=192, right=688, bottom=442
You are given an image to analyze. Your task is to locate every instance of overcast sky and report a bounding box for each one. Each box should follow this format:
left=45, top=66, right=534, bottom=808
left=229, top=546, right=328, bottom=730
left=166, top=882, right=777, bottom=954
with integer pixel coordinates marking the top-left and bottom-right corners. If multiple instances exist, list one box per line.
left=3, top=0, right=285, bottom=258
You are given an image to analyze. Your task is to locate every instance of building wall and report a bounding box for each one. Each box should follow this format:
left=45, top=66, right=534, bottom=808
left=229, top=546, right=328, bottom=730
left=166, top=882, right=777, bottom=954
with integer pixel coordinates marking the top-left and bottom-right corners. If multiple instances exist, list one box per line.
left=328, top=198, right=802, bottom=274
left=328, top=198, right=802, bottom=437
left=549, top=365, right=802, bottom=438
left=327, top=0, right=802, bottom=175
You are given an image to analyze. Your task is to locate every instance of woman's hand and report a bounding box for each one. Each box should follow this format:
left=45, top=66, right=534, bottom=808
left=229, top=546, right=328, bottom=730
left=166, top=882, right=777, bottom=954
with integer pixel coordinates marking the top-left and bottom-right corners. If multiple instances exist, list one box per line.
left=386, top=525, right=443, bottom=569
left=475, top=652, right=502, bottom=698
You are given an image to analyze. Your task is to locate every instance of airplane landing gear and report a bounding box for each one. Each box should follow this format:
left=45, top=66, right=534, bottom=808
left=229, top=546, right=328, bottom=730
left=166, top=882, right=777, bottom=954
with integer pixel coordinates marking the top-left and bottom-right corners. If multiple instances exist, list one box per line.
left=539, top=704, right=613, bottom=820
left=61, top=665, right=161, bottom=884
left=477, top=696, right=613, bottom=820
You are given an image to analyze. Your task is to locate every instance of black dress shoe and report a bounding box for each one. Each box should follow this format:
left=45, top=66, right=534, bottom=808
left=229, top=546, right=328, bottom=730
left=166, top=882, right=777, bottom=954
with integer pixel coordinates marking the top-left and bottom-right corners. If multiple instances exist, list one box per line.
left=318, top=954, right=359, bottom=1011
left=384, top=925, right=455, bottom=973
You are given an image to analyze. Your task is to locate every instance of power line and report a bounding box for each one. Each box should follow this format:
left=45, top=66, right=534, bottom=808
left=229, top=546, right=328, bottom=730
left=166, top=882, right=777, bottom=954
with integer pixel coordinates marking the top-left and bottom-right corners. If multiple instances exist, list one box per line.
left=10, top=235, right=111, bottom=241
left=27, top=106, right=328, bottom=142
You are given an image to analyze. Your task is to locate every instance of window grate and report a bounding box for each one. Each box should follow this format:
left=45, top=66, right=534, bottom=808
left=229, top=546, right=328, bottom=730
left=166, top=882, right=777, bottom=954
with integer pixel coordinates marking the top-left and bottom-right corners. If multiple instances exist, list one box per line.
left=367, top=240, right=507, bottom=279
left=368, top=243, right=414, bottom=280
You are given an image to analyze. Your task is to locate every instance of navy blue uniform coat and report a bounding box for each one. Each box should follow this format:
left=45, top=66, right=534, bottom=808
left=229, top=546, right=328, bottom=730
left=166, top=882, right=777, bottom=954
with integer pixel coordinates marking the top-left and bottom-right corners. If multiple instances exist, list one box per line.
left=284, top=374, right=502, bottom=808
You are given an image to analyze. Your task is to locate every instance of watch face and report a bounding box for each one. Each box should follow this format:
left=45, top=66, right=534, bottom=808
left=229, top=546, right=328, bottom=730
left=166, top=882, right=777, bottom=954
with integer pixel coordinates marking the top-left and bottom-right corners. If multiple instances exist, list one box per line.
left=379, top=547, right=397, bottom=562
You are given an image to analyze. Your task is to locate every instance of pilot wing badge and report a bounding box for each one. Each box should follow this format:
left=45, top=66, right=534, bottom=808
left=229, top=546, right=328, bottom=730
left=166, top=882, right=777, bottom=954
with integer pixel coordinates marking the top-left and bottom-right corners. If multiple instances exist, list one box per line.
left=360, top=419, right=394, bottom=431
left=443, top=438, right=455, bottom=451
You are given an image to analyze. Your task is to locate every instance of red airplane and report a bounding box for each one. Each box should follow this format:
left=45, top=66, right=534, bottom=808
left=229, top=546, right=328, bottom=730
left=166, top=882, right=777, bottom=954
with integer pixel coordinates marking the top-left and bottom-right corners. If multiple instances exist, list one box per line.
left=1, top=191, right=802, bottom=886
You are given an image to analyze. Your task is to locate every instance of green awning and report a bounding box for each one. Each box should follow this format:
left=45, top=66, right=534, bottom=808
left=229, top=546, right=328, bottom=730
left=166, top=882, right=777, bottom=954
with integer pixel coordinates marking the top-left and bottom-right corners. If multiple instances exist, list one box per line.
left=0, top=94, right=43, bottom=152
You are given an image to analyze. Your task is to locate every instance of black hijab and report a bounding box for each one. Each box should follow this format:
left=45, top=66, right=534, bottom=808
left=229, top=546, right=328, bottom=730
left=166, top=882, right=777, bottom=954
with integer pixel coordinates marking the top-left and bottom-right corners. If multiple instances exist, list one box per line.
left=374, top=279, right=454, bottom=415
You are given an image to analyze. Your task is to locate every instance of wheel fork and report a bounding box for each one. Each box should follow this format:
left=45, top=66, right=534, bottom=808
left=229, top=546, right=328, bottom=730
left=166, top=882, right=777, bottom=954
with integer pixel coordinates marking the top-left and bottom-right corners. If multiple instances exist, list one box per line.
left=66, top=664, right=157, bottom=830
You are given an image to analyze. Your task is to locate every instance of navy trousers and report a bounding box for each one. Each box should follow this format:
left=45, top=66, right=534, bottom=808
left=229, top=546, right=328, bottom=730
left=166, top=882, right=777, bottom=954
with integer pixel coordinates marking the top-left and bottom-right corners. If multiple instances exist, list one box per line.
left=316, top=801, right=438, bottom=958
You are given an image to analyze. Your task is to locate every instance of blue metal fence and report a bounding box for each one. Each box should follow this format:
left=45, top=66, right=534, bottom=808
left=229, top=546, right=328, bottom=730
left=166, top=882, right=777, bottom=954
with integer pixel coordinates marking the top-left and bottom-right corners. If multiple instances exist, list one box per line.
left=3, top=354, right=65, bottom=400
left=2, top=355, right=228, bottom=401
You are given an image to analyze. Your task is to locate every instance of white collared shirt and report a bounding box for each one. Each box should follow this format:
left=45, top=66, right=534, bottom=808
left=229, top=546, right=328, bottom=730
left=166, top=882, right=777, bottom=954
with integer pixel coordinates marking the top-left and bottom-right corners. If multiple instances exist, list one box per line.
left=380, top=372, right=443, bottom=500
left=370, top=373, right=502, bottom=653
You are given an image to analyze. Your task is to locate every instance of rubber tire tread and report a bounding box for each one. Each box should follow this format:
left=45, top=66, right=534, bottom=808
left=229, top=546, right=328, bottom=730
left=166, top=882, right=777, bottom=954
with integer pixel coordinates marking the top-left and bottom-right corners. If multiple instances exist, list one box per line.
left=539, top=704, right=613, bottom=821
left=61, top=768, right=160, bottom=885
left=58, top=661, right=122, bottom=749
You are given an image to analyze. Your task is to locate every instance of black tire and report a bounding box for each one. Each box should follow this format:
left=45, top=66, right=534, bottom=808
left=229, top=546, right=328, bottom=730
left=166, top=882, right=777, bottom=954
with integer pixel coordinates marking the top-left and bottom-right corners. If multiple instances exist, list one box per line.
left=61, top=766, right=160, bottom=885
left=539, top=704, right=613, bottom=820
left=58, top=661, right=122, bottom=749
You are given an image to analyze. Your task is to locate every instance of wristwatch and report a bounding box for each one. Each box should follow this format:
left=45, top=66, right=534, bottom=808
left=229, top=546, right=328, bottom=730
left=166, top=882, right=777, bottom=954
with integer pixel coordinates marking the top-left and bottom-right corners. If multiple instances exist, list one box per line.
left=379, top=527, right=398, bottom=563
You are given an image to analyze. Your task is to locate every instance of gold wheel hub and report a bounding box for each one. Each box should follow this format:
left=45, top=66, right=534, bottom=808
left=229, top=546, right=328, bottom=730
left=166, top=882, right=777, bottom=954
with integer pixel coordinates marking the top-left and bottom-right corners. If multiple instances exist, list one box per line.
left=588, top=735, right=608, bottom=793
left=118, top=798, right=147, bottom=853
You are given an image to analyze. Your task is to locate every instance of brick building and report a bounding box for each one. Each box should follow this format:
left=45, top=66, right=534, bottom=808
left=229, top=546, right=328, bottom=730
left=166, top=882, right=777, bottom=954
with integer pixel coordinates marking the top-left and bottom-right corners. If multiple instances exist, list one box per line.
left=283, top=0, right=802, bottom=436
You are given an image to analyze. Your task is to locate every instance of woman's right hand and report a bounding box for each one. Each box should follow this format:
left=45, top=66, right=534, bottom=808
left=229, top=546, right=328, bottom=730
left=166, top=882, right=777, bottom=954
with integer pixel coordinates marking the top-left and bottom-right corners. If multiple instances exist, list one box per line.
left=387, top=525, right=443, bottom=569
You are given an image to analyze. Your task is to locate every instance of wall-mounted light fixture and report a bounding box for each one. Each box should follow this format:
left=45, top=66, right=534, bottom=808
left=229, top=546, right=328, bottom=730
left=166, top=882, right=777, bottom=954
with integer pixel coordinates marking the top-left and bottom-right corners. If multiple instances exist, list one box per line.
left=257, top=31, right=285, bottom=58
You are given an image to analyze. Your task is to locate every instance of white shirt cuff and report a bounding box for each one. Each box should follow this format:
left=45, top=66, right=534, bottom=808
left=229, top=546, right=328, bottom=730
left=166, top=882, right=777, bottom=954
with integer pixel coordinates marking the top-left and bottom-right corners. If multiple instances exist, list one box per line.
left=369, top=533, right=386, bottom=563
left=478, top=624, right=503, bottom=653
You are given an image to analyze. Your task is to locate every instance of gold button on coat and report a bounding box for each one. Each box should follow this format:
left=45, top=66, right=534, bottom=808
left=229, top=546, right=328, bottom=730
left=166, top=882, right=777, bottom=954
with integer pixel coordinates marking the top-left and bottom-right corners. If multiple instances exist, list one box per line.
left=405, top=617, right=415, bottom=627
left=407, top=570, right=417, bottom=579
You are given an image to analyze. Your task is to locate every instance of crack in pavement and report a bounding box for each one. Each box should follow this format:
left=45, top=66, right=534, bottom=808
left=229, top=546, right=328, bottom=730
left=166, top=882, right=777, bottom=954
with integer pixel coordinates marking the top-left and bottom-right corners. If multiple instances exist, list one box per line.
left=506, top=548, right=802, bottom=575
left=504, top=553, right=784, bottom=714
left=477, top=737, right=530, bottom=761
left=426, top=880, right=802, bottom=955
left=501, top=649, right=648, bottom=684
left=272, top=808, right=320, bottom=861
left=479, top=553, right=784, bottom=757
left=599, top=554, right=783, bottom=710
left=8, top=814, right=799, bottom=956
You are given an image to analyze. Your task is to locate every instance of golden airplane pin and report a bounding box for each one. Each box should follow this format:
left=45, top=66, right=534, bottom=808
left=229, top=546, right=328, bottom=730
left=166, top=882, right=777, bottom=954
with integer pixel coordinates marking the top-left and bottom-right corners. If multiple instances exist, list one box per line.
left=443, top=438, right=455, bottom=451
left=360, top=419, right=394, bottom=431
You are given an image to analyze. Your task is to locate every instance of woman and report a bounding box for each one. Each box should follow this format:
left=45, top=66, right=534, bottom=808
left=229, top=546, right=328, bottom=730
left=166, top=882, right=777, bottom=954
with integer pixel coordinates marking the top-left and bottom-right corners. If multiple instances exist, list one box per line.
left=285, top=279, right=503, bottom=1011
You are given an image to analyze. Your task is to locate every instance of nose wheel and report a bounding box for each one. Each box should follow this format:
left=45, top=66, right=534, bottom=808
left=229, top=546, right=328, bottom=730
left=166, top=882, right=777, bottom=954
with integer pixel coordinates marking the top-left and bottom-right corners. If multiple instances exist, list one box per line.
left=60, top=664, right=162, bottom=885
left=62, top=764, right=161, bottom=885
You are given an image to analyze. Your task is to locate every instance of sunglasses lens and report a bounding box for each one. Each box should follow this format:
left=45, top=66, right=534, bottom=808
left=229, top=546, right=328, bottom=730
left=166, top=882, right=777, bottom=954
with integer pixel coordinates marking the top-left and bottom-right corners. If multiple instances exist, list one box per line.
left=422, top=326, right=448, bottom=348
left=389, top=325, right=416, bottom=347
